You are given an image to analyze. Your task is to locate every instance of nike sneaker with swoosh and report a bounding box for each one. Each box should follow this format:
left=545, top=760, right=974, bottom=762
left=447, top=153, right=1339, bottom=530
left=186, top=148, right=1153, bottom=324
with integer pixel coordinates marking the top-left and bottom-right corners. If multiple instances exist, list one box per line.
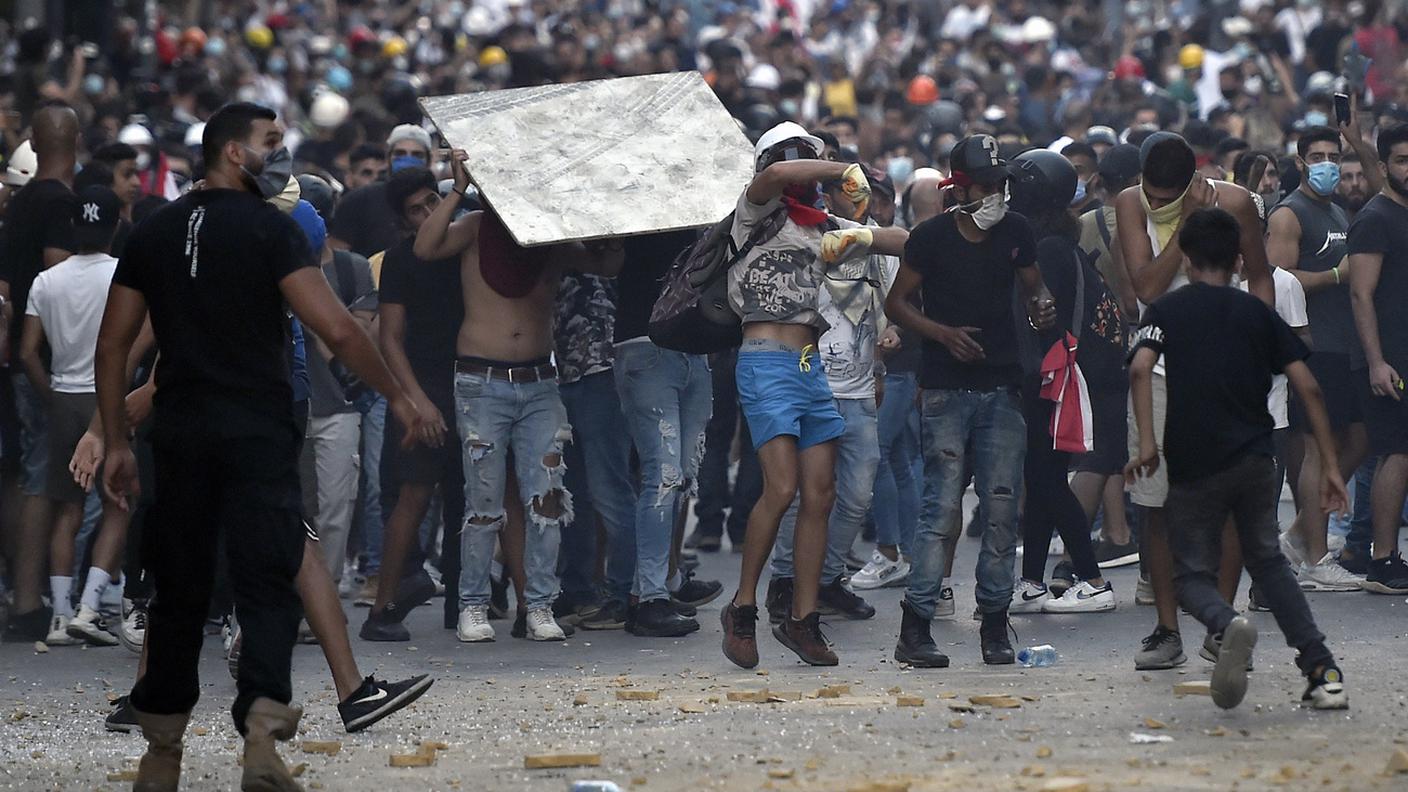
left=1042, top=580, right=1116, bottom=613
left=1008, top=579, right=1049, bottom=613
left=338, top=674, right=435, bottom=733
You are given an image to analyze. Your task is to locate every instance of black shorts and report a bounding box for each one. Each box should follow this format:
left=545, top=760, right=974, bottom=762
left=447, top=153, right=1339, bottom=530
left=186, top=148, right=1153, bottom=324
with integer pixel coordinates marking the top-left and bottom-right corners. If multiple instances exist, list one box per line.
left=1292, top=352, right=1362, bottom=432
left=382, top=363, right=459, bottom=488
left=1072, top=385, right=1128, bottom=476
left=1356, top=366, right=1408, bottom=456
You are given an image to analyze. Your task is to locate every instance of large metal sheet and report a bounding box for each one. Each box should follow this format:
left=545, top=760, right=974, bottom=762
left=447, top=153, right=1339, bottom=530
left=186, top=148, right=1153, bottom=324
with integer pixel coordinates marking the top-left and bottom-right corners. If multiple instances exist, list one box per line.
left=420, top=72, right=755, bottom=247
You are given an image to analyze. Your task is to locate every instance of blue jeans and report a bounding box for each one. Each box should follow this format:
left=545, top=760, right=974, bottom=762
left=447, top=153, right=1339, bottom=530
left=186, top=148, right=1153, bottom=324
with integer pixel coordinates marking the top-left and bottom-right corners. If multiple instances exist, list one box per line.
left=357, top=397, right=386, bottom=574
left=616, top=344, right=713, bottom=602
left=873, top=372, right=921, bottom=557
left=559, top=370, right=636, bottom=604
left=772, top=397, right=880, bottom=584
left=1347, top=455, right=1408, bottom=558
left=455, top=373, right=572, bottom=610
left=906, top=388, right=1026, bottom=618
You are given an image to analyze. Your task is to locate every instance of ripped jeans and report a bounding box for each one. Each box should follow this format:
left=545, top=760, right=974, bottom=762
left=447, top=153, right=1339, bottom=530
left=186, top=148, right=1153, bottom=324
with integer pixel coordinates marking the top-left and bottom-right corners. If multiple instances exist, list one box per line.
left=905, top=387, right=1026, bottom=618
left=615, top=342, right=713, bottom=602
left=455, top=372, right=573, bottom=611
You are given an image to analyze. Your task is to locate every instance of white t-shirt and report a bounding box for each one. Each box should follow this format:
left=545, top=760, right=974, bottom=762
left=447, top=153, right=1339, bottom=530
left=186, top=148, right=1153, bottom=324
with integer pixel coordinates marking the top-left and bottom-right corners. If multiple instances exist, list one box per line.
left=816, top=249, right=895, bottom=400
left=1239, top=267, right=1309, bottom=429
left=25, top=252, right=119, bottom=393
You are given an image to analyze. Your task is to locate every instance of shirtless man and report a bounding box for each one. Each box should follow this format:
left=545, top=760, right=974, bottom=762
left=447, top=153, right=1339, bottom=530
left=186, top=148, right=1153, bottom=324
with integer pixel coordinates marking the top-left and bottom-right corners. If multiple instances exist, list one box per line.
left=1116, top=131, right=1274, bottom=671
left=414, top=149, right=622, bottom=643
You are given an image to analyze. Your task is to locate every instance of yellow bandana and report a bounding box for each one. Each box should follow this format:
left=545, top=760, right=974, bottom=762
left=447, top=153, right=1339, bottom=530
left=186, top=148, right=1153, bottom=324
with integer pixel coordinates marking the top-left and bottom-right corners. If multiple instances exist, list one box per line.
left=1139, top=182, right=1188, bottom=253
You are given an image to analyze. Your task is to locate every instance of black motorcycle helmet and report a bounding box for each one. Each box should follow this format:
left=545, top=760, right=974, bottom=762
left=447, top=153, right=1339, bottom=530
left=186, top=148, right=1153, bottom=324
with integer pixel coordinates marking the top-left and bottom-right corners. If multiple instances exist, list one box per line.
left=296, top=174, right=337, bottom=219
left=1008, top=148, right=1078, bottom=216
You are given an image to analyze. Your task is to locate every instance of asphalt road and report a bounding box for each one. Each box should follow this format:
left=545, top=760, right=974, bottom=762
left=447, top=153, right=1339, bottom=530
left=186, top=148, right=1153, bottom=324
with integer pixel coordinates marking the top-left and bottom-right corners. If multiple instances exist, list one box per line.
left=3, top=520, right=1408, bottom=791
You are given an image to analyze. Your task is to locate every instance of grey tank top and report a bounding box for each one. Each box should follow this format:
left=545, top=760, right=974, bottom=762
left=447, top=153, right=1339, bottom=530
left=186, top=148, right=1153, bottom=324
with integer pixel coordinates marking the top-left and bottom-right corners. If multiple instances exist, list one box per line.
left=1274, top=190, right=1354, bottom=354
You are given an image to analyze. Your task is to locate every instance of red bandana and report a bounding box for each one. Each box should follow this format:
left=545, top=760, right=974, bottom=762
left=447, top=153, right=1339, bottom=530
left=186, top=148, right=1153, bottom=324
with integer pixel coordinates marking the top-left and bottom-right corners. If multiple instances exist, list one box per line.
left=479, top=211, right=551, bottom=299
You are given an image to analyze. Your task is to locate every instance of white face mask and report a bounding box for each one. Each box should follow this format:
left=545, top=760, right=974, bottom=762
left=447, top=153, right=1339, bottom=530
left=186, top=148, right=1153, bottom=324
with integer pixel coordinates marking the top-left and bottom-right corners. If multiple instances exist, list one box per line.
left=960, top=190, right=1008, bottom=230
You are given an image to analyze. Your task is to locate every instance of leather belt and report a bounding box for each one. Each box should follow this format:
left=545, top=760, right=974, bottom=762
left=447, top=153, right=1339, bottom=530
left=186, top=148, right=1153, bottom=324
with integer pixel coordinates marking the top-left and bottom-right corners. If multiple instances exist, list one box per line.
left=454, top=360, right=557, bottom=383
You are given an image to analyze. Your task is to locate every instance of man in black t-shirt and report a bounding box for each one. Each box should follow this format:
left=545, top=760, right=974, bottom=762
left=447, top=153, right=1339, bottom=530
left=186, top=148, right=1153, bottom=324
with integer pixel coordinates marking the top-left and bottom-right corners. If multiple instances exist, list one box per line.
left=327, top=125, right=432, bottom=258
left=0, top=105, right=78, bottom=643
left=96, top=102, right=428, bottom=790
left=884, top=135, right=1056, bottom=669
left=1347, top=124, right=1408, bottom=595
left=1126, top=208, right=1348, bottom=712
left=360, top=166, right=465, bottom=642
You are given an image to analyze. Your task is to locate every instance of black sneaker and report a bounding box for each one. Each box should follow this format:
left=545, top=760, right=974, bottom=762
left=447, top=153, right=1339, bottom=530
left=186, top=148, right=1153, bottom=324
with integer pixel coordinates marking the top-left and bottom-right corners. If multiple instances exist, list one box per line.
left=765, top=577, right=793, bottom=625
left=1363, top=553, right=1408, bottom=595
left=1247, top=585, right=1270, bottom=612
left=552, top=595, right=599, bottom=627
left=671, top=600, right=697, bottom=617
left=104, top=695, right=137, bottom=733
left=512, top=610, right=575, bottom=639
left=1301, top=664, right=1348, bottom=710
left=393, top=571, right=437, bottom=613
left=338, top=674, right=435, bottom=733
left=685, top=529, right=722, bottom=552
left=1338, top=549, right=1369, bottom=576
left=672, top=572, right=724, bottom=608
left=1049, top=561, right=1076, bottom=598
left=581, top=600, right=629, bottom=630
left=359, top=609, right=411, bottom=642
left=1093, top=537, right=1140, bottom=569
left=817, top=578, right=876, bottom=620
left=2, top=607, right=51, bottom=643
left=631, top=599, right=700, bottom=637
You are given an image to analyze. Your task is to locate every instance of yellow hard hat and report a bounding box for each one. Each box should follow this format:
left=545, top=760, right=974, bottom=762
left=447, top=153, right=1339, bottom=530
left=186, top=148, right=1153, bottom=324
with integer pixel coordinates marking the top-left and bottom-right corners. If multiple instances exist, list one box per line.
left=478, top=46, right=509, bottom=68
left=382, top=35, right=408, bottom=58
left=1179, top=44, right=1205, bottom=71
left=245, top=25, right=274, bottom=50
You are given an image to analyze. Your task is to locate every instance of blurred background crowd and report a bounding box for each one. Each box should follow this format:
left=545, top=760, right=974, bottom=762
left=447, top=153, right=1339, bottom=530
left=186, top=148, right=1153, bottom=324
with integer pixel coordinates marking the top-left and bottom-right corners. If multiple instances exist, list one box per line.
left=0, top=0, right=1405, bottom=205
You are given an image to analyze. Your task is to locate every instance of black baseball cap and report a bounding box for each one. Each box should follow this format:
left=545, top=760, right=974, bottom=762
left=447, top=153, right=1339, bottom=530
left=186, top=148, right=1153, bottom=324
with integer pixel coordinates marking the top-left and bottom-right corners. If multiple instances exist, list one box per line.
left=74, top=185, right=120, bottom=229
left=947, top=134, right=1009, bottom=185
left=1097, top=144, right=1142, bottom=186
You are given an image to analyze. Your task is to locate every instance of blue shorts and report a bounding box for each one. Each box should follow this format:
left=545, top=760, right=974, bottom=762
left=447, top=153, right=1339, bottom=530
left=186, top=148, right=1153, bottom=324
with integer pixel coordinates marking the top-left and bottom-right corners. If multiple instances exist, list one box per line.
left=736, top=340, right=845, bottom=451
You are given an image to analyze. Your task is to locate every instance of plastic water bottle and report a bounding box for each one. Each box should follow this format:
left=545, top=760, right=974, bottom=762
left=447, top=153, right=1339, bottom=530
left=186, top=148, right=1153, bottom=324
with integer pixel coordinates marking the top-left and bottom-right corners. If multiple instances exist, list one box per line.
left=570, top=783, right=622, bottom=792
left=1017, top=644, right=1058, bottom=667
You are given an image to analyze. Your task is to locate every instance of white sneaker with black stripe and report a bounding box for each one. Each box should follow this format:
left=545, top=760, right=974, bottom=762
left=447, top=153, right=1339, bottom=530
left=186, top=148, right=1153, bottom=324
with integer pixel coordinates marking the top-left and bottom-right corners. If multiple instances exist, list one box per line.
left=1042, top=580, right=1116, bottom=613
left=1009, top=579, right=1049, bottom=613
left=850, top=551, right=911, bottom=590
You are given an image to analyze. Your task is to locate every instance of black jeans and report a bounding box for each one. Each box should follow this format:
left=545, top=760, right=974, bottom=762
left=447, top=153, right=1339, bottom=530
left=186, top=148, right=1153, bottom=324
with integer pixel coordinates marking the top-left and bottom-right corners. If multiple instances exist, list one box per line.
left=693, top=348, right=762, bottom=545
left=1166, top=453, right=1334, bottom=674
left=1021, top=390, right=1100, bottom=582
left=130, top=411, right=306, bottom=733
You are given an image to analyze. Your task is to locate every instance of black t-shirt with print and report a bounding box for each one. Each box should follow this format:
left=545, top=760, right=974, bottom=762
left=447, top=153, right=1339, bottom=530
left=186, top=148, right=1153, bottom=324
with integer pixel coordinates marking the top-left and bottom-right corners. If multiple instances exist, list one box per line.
left=378, top=236, right=464, bottom=371
left=903, top=211, right=1036, bottom=390
left=1346, top=193, right=1408, bottom=371
left=0, top=179, right=77, bottom=352
left=112, top=189, right=316, bottom=424
left=1132, top=283, right=1308, bottom=483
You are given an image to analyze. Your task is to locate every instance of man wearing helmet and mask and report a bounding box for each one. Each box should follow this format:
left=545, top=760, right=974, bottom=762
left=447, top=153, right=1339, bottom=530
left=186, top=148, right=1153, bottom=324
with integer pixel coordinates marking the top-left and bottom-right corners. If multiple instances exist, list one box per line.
left=884, top=134, right=1057, bottom=669
left=718, top=122, right=906, bottom=671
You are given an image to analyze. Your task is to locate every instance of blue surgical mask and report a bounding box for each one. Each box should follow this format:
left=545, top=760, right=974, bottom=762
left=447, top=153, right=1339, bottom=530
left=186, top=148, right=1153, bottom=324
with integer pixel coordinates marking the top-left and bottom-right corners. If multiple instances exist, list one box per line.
left=83, top=74, right=105, bottom=96
left=326, top=65, right=352, bottom=93
left=1305, top=111, right=1329, bottom=128
left=205, top=37, right=226, bottom=58
left=267, top=56, right=288, bottom=75
left=887, top=156, right=914, bottom=185
left=1071, top=178, right=1088, bottom=206
left=1307, top=161, right=1342, bottom=196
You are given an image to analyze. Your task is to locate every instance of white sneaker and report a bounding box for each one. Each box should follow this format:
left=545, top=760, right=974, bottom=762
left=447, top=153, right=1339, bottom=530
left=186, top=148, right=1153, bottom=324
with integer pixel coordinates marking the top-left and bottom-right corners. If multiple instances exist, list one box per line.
left=1042, top=580, right=1116, bottom=613
left=118, top=599, right=145, bottom=654
left=850, top=551, right=911, bottom=590
left=456, top=606, right=495, bottom=643
left=67, top=605, right=119, bottom=646
left=1009, top=579, right=1049, bottom=613
left=45, top=615, right=77, bottom=646
left=1135, top=576, right=1156, bottom=606
left=1279, top=531, right=1306, bottom=567
left=932, top=586, right=955, bottom=619
left=1297, top=554, right=1365, bottom=592
left=526, top=607, right=566, bottom=641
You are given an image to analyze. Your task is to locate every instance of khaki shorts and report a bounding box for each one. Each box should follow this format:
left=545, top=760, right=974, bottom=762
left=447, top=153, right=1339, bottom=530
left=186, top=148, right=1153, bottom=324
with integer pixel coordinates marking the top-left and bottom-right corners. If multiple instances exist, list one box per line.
left=1126, top=372, right=1168, bottom=508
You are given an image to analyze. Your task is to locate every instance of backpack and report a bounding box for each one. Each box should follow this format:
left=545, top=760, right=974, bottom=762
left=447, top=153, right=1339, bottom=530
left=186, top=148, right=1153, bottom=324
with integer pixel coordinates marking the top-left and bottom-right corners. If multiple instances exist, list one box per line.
left=648, top=206, right=789, bottom=354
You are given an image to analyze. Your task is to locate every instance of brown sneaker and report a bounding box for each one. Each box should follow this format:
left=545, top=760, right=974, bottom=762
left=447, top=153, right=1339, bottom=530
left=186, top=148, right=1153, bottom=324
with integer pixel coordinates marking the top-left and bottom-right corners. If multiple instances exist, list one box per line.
left=721, top=602, right=759, bottom=669
left=774, top=611, right=838, bottom=666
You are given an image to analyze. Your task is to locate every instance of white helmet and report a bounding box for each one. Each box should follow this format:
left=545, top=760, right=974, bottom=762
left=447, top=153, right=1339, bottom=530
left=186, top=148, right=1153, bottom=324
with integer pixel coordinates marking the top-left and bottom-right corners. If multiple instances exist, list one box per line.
left=5, top=140, right=37, bottom=187
left=753, top=121, right=823, bottom=171
left=118, top=123, right=155, bottom=147
left=309, top=92, right=350, bottom=129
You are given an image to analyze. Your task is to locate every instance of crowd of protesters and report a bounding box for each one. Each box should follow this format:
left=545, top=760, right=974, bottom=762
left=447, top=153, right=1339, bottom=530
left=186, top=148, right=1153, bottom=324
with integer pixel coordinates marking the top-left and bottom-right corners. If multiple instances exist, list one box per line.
left=2, top=0, right=1408, bottom=788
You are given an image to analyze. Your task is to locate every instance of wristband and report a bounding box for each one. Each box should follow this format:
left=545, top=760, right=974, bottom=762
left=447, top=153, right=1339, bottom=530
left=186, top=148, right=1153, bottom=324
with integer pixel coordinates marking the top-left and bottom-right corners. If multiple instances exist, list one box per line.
left=453, top=188, right=469, bottom=201
left=1333, top=266, right=1341, bottom=284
